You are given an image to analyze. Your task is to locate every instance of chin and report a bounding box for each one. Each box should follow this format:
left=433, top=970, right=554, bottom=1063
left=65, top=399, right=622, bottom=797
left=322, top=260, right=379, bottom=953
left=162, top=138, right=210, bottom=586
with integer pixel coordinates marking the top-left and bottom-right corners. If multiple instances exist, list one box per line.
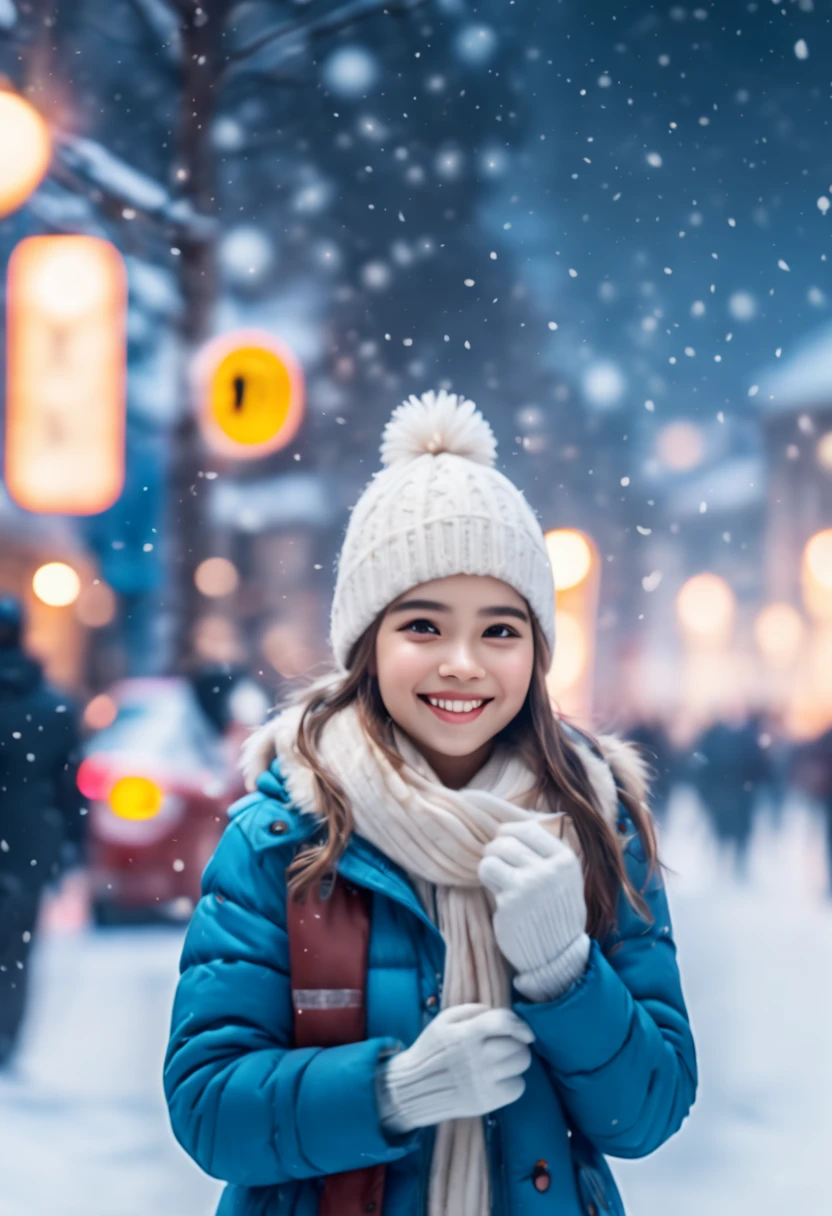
left=415, top=727, right=491, bottom=757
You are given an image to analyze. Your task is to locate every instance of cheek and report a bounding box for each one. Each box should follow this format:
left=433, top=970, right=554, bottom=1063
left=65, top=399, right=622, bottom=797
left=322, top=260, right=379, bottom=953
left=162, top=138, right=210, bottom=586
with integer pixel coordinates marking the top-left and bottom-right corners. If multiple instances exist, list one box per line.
left=495, top=648, right=535, bottom=705
left=375, top=636, right=432, bottom=700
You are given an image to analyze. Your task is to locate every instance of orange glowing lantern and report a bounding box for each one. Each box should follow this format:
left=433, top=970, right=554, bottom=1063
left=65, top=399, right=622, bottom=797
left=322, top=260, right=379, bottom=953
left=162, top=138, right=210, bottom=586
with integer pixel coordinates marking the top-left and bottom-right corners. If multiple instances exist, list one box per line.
left=192, top=329, right=305, bottom=459
left=0, top=91, right=52, bottom=218
left=5, top=236, right=126, bottom=514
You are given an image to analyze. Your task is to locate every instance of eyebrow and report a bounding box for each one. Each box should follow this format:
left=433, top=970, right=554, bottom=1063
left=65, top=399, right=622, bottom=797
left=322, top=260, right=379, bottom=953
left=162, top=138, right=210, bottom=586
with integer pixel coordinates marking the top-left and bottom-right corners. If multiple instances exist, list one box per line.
left=389, top=598, right=530, bottom=623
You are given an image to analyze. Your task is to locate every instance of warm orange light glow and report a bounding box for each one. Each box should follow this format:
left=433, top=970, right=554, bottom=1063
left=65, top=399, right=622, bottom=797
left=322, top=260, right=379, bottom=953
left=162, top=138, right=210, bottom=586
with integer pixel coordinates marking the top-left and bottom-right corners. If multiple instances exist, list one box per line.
left=109, top=776, right=164, bottom=821
left=816, top=433, right=832, bottom=473
left=547, top=610, right=587, bottom=693
left=83, top=694, right=118, bottom=731
left=192, top=614, right=243, bottom=664
left=0, top=92, right=51, bottom=218
left=656, top=422, right=705, bottom=471
left=32, top=561, right=81, bottom=607
left=262, top=621, right=317, bottom=678
left=804, top=530, right=832, bottom=593
left=676, top=573, right=735, bottom=644
left=75, top=581, right=117, bottom=628
left=545, top=529, right=593, bottom=591
left=5, top=236, right=126, bottom=514
left=195, top=557, right=239, bottom=598
left=192, top=329, right=305, bottom=459
left=754, top=603, right=804, bottom=667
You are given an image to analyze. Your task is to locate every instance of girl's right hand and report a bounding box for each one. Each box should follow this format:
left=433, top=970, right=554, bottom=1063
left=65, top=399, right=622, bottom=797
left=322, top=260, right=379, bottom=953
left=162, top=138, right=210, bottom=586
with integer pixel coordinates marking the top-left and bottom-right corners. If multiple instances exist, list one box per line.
left=375, top=1003, right=535, bottom=1134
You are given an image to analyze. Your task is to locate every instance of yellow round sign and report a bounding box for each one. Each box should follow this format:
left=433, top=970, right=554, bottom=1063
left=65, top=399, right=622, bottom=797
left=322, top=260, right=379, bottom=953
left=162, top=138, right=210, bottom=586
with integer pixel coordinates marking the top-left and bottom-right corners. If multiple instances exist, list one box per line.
left=194, top=330, right=304, bottom=459
left=109, top=776, right=164, bottom=821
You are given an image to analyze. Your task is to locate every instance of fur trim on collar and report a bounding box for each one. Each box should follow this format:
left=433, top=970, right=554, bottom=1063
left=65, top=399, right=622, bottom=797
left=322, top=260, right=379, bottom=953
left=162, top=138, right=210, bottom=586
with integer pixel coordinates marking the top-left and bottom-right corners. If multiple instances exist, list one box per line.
left=241, top=697, right=651, bottom=833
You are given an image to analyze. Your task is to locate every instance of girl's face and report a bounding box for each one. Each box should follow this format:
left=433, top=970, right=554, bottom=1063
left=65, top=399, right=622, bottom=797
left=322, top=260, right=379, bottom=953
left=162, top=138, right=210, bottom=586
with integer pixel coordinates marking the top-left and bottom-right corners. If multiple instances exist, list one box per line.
left=374, top=574, right=536, bottom=788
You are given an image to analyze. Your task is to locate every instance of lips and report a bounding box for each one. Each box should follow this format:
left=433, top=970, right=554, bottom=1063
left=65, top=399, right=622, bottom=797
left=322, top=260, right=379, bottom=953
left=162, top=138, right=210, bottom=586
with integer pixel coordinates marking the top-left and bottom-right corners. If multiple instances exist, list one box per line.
left=417, top=694, right=493, bottom=725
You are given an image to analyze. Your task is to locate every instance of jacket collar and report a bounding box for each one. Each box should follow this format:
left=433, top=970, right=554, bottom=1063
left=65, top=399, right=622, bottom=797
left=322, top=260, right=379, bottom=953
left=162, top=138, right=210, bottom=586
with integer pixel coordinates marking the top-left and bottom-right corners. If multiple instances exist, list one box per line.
left=245, top=761, right=442, bottom=941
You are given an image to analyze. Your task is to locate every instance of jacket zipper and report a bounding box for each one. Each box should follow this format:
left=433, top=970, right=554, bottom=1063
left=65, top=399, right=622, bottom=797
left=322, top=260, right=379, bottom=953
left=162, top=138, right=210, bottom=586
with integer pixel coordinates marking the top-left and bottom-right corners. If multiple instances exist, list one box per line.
left=484, top=1114, right=507, bottom=1216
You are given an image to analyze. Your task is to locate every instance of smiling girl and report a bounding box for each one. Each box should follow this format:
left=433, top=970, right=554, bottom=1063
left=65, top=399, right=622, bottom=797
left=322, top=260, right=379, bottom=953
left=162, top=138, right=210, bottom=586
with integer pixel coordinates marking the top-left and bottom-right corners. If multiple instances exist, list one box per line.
left=165, top=391, right=697, bottom=1216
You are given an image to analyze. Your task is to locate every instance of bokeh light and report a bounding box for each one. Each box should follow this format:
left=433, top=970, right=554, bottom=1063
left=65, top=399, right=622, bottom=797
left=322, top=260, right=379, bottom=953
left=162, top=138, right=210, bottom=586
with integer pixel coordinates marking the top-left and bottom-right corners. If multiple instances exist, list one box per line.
left=547, top=611, right=587, bottom=692
left=0, top=91, right=51, bottom=217
left=545, top=529, right=593, bottom=592
left=582, top=361, right=625, bottom=409
left=656, top=422, right=706, bottom=471
left=83, top=693, right=118, bottom=731
left=25, top=239, right=118, bottom=322
left=322, top=45, right=379, bottom=98
left=76, top=581, right=117, bottom=628
left=32, top=562, right=81, bottom=607
left=754, top=603, right=805, bottom=667
left=261, top=621, right=317, bottom=678
left=109, top=775, right=164, bottom=821
left=676, top=573, right=736, bottom=644
left=194, top=557, right=239, bottom=598
left=192, top=614, right=243, bottom=664
left=804, top=529, right=832, bottom=592
left=816, top=432, right=832, bottom=472
left=455, top=24, right=498, bottom=66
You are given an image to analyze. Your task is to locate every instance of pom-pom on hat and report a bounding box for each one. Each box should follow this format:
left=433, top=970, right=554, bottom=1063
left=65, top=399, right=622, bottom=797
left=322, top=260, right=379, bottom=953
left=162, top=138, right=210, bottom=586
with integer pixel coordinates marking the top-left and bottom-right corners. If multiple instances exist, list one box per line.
left=329, top=390, right=556, bottom=668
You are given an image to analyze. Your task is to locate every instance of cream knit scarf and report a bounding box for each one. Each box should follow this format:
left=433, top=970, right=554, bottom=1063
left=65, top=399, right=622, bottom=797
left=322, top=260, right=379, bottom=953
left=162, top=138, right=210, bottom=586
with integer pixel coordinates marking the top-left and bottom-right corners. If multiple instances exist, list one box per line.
left=259, top=698, right=564, bottom=1216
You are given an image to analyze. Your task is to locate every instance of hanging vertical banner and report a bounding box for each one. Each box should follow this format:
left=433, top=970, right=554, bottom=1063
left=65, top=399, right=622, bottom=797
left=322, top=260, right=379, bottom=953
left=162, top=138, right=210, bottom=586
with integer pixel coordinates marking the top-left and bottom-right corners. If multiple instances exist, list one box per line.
left=5, top=236, right=127, bottom=514
left=192, top=329, right=305, bottom=460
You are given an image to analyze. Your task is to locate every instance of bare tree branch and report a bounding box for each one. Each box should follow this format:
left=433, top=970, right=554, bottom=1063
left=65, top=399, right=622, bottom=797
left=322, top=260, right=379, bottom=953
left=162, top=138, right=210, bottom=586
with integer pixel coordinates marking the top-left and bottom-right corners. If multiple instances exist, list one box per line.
left=51, top=133, right=217, bottom=241
left=124, top=0, right=183, bottom=65
left=219, top=0, right=426, bottom=82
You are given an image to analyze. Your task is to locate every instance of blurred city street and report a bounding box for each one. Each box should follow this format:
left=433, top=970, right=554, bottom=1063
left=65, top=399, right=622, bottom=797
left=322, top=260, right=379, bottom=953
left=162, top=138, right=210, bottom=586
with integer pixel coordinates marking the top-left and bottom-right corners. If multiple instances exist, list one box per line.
left=3, top=1, right=832, bottom=1212
left=0, top=789, right=829, bottom=1216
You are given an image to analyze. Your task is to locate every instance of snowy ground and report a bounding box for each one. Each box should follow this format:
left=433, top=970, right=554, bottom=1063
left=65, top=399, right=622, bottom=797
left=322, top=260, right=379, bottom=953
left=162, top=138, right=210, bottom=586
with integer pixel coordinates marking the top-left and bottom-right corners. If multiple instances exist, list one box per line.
left=0, top=788, right=829, bottom=1216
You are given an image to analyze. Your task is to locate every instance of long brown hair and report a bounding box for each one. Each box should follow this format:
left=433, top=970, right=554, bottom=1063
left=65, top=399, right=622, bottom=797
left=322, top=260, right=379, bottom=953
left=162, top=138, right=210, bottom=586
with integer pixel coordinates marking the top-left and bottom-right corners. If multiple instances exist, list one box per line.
left=288, top=612, right=659, bottom=939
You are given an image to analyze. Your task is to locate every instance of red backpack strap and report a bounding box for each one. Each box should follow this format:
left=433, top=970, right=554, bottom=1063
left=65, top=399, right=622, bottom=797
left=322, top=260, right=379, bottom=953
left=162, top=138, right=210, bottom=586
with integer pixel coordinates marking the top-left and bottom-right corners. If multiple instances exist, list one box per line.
left=287, top=874, right=387, bottom=1216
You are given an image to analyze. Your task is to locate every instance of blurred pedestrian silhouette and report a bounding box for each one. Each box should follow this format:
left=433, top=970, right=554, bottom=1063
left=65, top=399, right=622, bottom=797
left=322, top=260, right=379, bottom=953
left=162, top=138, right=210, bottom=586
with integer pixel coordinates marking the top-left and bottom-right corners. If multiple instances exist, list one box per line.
left=626, top=718, right=676, bottom=822
left=691, top=713, right=774, bottom=878
left=0, top=597, right=84, bottom=1065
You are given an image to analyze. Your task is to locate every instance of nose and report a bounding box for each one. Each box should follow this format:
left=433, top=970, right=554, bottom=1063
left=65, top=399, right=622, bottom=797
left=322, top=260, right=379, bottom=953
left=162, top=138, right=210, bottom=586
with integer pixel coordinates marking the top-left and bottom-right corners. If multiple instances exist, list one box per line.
left=438, top=645, right=486, bottom=682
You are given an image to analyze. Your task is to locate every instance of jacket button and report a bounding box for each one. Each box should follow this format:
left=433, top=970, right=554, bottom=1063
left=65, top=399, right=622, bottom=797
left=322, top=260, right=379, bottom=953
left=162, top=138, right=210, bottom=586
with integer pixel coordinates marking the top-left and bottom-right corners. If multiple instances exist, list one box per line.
left=531, top=1160, right=550, bottom=1192
left=425, top=994, right=438, bottom=1009
left=269, top=820, right=288, bottom=835
left=588, top=1205, right=598, bottom=1216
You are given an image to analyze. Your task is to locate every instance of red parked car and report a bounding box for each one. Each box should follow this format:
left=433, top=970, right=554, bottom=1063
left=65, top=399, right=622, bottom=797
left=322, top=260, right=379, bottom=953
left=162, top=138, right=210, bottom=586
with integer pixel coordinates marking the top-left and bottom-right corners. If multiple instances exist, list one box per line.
left=78, top=677, right=250, bottom=925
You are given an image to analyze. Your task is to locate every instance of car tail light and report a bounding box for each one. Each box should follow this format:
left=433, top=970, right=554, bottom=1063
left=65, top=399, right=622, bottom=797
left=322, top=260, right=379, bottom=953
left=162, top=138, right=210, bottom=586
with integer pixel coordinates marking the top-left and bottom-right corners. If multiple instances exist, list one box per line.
left=108, top=776, right=164, bottom=821
left=77, top=756, right=111, bottom=802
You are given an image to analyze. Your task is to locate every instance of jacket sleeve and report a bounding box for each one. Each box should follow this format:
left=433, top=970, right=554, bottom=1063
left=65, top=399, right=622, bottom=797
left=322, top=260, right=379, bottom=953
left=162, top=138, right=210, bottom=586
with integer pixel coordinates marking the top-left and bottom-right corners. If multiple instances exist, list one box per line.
left=163, top=809, right=419, bottom=1187
left=513, top=809, right=697, bottom=1159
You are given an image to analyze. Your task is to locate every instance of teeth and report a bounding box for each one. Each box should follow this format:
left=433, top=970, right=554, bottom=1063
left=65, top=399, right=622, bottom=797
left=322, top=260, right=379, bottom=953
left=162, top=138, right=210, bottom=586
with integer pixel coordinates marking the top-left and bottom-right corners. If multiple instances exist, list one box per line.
left=426, top=697, right=484, bottom=713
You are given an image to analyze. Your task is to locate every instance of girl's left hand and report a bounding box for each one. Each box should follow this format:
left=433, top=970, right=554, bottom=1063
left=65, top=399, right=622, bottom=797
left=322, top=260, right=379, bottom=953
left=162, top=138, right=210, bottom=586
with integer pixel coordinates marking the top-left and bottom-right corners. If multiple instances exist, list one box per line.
left=478, top=820, right=591, bottom=1000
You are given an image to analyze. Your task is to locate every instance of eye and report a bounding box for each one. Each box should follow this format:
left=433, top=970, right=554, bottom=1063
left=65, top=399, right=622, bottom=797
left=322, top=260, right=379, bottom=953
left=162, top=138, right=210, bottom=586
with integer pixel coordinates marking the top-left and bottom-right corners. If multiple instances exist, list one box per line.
left=398, top=618, right=439, bottom=635
left=484, top=624, right=520, bottom=639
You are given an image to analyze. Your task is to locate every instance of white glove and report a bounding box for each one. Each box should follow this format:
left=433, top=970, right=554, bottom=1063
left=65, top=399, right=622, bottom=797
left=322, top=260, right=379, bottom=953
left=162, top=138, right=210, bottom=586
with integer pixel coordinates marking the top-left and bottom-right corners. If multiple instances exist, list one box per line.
left=376, top=1004, right=534, bottom=1134
left=478, top=818, right=591, bottom=1002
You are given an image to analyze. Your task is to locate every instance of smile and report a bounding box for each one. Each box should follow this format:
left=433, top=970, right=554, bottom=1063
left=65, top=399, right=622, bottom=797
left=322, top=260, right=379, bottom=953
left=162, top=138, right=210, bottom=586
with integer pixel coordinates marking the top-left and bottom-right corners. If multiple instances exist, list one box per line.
left=417, top=694, right=493, bottom=723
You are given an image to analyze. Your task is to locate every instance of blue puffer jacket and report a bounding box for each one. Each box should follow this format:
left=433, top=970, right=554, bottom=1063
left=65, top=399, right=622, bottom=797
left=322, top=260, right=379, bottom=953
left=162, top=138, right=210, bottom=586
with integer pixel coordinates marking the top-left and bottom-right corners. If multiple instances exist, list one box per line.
left=164, top=761, right=697, bottom=1216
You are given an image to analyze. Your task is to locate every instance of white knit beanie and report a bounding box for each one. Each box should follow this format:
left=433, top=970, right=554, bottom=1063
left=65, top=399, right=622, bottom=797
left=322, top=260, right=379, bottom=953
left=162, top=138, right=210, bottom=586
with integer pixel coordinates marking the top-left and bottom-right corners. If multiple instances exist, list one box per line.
left=329, top=390, right=556, bottom=669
